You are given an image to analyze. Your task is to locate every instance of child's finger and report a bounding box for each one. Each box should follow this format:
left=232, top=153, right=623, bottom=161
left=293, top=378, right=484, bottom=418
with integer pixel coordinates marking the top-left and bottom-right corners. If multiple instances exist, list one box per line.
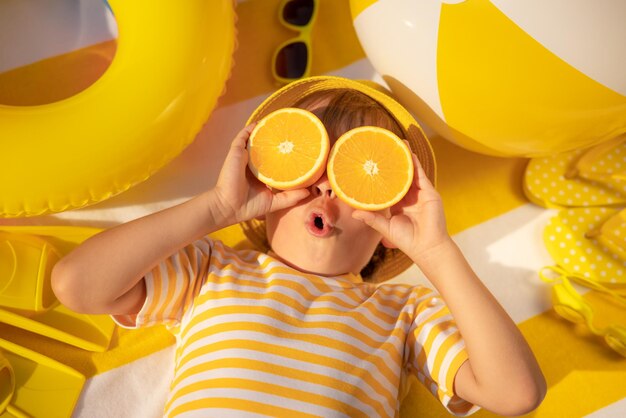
left=352, top=210, right=393, bottom=242
left=401, top=140, right=434, bottom=191
left=245, top=166, right=264, bottom=185
left=269, top=189, right=311, bottom=213
left=224, top=124, right=257, bottom=171
left=412, top=153, right=434, bottom=191
left=232, top=123, right=256, bottom=150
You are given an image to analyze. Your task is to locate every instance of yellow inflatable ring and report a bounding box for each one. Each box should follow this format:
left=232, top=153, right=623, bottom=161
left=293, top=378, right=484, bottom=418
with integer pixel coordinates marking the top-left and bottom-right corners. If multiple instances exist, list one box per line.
left=0, top=0, right=236, bottom=217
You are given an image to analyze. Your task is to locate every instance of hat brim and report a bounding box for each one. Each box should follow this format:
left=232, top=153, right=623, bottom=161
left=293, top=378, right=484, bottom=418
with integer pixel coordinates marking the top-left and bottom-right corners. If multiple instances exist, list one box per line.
left=247, top=76, right=436, bottom=185
left=242, top=76, right=437, bottom=282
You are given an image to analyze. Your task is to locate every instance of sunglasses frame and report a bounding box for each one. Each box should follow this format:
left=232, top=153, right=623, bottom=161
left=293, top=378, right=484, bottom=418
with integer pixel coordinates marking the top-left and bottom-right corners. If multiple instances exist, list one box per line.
left=272, top=0, right=318, bottom=84
left=542, top=266, right=626, bottom=357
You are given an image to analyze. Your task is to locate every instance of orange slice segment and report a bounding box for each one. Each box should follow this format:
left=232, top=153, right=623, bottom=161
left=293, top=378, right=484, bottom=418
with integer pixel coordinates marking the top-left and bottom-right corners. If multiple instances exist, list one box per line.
left=328, top=127, right=414, bottom=211
left=247, top=108, right=329, bottom=190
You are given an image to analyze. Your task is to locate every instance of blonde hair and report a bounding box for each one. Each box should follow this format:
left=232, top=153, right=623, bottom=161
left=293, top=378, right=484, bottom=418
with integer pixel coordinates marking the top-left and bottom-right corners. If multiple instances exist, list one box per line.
left=293, top=88, right=405, bottom=143
left=292, top=88, right=406, bottom=281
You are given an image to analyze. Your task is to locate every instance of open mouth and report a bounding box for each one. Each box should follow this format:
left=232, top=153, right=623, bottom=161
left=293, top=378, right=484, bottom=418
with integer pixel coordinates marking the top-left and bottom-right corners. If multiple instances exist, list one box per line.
left=306, top=211, right=334, bottom=237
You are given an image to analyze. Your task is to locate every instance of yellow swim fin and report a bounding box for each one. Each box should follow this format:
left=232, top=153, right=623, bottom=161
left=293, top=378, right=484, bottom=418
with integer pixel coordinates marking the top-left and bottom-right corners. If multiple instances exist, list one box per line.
left=0, top=338, right=84, bottom=418
left=0, top=231, right=59, bottom=314
left=0, top=226, right=115, bottom=352
left=0, top=305, right=115, bottom=353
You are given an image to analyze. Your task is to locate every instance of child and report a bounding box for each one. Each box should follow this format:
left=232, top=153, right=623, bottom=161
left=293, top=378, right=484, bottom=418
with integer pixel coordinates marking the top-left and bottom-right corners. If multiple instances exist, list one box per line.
left=52, top=76, right=546, bottom=417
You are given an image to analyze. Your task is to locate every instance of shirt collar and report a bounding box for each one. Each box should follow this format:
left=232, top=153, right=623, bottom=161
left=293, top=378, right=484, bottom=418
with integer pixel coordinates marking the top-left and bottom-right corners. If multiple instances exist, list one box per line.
left=266, top=250, right=364, bottom=284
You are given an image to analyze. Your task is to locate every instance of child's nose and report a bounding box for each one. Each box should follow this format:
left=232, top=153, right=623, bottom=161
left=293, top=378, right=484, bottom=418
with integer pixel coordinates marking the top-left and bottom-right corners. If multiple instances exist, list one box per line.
left=311, top=173, right=336, bottom=199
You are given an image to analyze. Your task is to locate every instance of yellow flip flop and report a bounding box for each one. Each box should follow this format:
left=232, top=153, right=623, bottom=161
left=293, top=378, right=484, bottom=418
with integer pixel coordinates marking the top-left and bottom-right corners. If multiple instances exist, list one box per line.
left=0, top=231, right=60, bottom=313
left=543, top=207, right=626, bottom=283
left=524, top=134, right=626, bottom=208
left=0, top=226, right=115, bottom=352
left=0, top=338, right=84, bottom=417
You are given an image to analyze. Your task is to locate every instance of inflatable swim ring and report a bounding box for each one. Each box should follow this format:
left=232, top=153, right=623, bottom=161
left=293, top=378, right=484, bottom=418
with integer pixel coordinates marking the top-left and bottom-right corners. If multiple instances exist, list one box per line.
left=0, top=0, right=236, bottom=217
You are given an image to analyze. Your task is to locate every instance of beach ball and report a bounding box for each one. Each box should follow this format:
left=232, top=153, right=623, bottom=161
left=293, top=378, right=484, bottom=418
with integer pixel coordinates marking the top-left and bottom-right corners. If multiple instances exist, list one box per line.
left=350, top=0, right=626, bottom=157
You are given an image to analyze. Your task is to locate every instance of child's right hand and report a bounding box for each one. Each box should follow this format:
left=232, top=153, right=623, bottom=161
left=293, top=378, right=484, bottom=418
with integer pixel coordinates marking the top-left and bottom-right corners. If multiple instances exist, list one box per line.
left=211, top=124, right=310, bottom=225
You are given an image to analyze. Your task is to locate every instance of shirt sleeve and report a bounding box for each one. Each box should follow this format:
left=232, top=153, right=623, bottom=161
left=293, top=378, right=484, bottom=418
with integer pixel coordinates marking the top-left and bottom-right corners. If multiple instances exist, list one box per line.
left=404, top=289, right=480, bottom=416
left=111, top=236, right=213, bottom=331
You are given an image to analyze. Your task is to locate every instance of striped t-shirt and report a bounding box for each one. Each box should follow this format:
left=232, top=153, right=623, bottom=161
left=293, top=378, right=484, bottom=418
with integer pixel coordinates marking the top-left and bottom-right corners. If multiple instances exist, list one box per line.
left=113, top=237, right=479, bottom=417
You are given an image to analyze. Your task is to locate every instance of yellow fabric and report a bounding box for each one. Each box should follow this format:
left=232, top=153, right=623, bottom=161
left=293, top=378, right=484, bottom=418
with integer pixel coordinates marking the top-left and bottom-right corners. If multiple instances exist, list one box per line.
left=431, top=136, right=528, bottom=235
left=2, top=0, right=625, bottom=416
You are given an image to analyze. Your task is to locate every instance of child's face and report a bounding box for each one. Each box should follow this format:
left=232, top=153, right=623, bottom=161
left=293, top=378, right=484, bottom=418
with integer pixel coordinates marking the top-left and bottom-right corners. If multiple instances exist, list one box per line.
left=264, top=97, right=389, bottom=277
left=265, top=172, right=389, bottom=277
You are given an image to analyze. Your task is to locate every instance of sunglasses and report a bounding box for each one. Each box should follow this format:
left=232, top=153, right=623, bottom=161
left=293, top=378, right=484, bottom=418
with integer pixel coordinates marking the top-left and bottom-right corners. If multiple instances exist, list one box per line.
left=272, top=0, right=318, bottom=84
left=540, top=266, right=626, bottom=357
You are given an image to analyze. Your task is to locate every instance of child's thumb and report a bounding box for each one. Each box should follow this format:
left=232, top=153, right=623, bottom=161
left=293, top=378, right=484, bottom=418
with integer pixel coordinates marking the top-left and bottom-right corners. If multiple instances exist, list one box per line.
left=352, top=210, right=391, bottom=239
left=269, top=189, right=310, bottom=213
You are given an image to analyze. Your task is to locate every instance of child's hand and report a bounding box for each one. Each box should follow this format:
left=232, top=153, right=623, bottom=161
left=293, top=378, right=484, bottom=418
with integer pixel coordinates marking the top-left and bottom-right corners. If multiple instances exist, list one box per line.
left=352, top=150, right=450, bottom=264
left=212, top=124, right=310, bottom=225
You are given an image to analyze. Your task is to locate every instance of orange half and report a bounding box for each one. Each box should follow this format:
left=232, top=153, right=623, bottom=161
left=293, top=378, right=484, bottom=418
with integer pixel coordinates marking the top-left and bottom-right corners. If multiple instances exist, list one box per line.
left=247, top=108, right=330, bottom=190
left=328, top=127, right=414, bottom=210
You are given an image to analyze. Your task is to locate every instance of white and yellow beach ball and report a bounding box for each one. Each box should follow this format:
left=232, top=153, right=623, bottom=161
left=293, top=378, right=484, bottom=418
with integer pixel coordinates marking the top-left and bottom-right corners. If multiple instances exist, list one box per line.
left=350, top=0, right=626, bottom=157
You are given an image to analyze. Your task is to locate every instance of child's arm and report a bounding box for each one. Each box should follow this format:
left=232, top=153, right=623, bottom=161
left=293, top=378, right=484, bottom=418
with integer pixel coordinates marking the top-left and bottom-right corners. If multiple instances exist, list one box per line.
left=52, top=125, right=310, bottom=315
left=353, top=152, right=546, bottom=416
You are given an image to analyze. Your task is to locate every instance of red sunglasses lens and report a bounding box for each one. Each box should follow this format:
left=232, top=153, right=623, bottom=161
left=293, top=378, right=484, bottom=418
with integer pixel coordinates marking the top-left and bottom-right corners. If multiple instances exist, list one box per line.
left=282, top=0, right=315, bottom=26
left=275, top=41, right=308, bottom=79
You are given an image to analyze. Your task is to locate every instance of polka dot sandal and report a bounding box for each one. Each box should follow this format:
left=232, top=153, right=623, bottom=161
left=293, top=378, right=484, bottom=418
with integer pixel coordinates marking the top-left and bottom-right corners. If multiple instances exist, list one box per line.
left=524, top=134, right=626, bottom=208
left=544, top=207, right=626, bottom=284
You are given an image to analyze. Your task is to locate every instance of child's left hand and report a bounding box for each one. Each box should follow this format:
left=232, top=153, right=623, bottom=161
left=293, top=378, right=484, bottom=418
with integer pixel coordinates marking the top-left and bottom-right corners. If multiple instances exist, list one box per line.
left=352, top=151, right=451, bottom=264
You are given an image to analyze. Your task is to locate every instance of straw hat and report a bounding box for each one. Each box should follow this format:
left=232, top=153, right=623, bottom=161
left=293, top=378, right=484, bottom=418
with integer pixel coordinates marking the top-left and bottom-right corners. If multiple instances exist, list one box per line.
left=241, top=76, right=437, bottom=282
